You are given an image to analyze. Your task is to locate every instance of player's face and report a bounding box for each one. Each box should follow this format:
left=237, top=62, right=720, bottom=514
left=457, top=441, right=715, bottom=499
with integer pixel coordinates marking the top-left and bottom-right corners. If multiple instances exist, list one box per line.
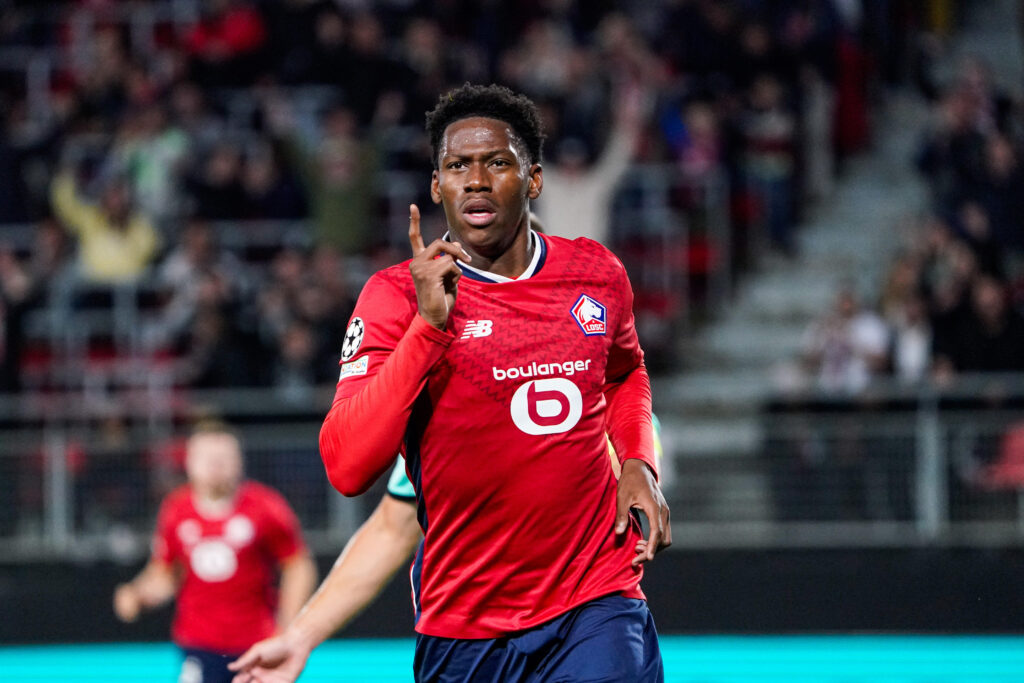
left=431, top=116, right=542, bottom=261
left=185, top=432, right=243, bottom=499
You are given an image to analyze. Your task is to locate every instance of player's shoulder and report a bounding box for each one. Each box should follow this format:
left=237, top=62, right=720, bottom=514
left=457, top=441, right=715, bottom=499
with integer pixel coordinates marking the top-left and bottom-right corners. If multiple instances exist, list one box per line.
left=544, top=233, right=619, bottom=259
left=164, top=484, right=192, bottom=507
left=158, top=484, right=193, bottom=518
left=542, top=234, right=627, bottom=275
left=239, top=480, right=291, bottom=508
left=359, top=261, right=417, bottom=301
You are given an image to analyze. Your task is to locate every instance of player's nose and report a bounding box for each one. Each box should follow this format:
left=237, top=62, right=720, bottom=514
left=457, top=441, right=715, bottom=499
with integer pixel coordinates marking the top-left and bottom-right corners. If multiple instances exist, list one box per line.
left=464, top=163, right=491, bottom=191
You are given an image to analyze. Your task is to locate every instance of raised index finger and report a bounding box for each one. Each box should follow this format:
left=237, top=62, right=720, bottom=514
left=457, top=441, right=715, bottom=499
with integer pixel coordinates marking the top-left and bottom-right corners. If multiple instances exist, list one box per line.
left=408, top=204, right=425, bottom=256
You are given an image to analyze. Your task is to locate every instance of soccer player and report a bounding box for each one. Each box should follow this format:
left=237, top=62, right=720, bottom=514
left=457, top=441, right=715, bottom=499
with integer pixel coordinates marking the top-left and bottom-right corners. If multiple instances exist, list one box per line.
left=230, top=413, right=665, bottom=683
left=321, top=83, right=669, bottom=681
left=113, top=422, right=317, bottom=683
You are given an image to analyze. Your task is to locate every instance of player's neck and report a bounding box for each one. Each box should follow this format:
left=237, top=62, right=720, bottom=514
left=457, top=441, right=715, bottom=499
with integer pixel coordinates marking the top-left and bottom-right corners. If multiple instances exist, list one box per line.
left=192, top=488, right=237, bottom=518
left=458, top=226, right=534, bottom=280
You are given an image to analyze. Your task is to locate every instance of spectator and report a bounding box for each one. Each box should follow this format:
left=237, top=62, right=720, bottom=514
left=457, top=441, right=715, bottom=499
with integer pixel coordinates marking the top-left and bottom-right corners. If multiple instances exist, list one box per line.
left=184, top=142, right=247, bottom=220
left=0, top=245, right=31, bottom=392
left=888, top=292, right=933, bottom=385
left=801, top=284, right=890, bottom=394
left=25, top=218, right=73, bottom=301
left=342, top=12, right=403, bottom=126
left=255, top=246, right=308, bottom=347
left=674, top=101, right=723, bottom=180
left=109, top=103, right=189, bottom=227
left=740, top=73, right=797, bottom=256
left=933, top=274, right=1024, bottom=377
left=145, top=218, right=249, bottom=350
left=241, top=145, right=307, bottom=220
left=183, top=0, right=268, bottom=87
left=168, top=81, right=227, bottom=159
left=176, top=291, right=260, bottom=389
left=269, top=320, right=321, bottom=403
left=953, top=200, right=1003, bottom=278
left=266, top=100, right=378, bottom=254
left=263, top=0, right=333, bottom=85
left=49, top=168, right=161, bottom=285
left=915, top=82, right=988, bottom=212
left=535, top=83, right=647, bottom=245
left=975, top=133, right=1023, bottom=251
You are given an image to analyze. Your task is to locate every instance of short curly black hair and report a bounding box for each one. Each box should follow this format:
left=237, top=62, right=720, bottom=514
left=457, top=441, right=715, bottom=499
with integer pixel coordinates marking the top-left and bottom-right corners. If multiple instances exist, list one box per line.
left=425, top=83, right=545, bottom=169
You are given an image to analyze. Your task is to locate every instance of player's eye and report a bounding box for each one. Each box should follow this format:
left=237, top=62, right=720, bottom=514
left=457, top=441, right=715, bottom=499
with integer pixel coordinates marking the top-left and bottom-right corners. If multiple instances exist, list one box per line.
left=491, top=159, right=510, bottom=168
left=447, top=161, right=466, bottom=170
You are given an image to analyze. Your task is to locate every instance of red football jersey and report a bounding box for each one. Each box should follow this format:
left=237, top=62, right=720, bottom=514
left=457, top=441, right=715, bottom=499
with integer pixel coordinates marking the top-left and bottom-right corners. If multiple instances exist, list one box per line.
left=321, top=233, right=656, bottom=638
left=153, top=481, right=305, bottom=653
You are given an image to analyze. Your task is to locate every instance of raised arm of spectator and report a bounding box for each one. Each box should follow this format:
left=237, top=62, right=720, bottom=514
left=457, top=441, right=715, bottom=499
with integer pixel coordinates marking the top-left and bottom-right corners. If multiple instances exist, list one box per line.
left=590, top=82, right=648, bottom=190
left=49, top=170, right=95, bottom=235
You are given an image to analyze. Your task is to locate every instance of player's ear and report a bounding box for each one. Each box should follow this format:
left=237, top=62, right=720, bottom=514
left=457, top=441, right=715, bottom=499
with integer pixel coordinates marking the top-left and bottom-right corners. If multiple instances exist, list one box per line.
left=430, top=170, right=442, bottom=205
left=527, top=163, right=542, bottom=200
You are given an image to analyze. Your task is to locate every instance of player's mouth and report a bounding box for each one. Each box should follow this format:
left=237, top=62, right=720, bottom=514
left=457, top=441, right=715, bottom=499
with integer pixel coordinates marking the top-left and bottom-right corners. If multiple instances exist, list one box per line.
left=461, top=200, right=497, bottom=227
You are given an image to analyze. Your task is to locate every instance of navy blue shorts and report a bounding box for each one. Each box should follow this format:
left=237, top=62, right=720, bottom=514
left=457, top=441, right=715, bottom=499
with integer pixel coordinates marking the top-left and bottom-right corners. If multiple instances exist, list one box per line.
left=414, top=595, right=663, bottom=682
left=177, top=647, right=240, bottom=683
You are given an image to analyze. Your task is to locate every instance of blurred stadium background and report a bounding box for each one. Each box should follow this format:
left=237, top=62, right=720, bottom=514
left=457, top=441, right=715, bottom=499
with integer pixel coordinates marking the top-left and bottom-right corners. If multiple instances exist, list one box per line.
left=1, top=0, right=1024, bottom=680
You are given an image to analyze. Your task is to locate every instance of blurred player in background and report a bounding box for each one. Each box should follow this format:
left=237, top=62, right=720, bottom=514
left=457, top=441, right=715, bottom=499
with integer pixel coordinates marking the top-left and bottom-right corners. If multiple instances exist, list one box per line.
left=316, top=83, right=669, bottom=682
left=113, top=422, right=317, bottom=683
left=231, top=412, right=663, bottom=682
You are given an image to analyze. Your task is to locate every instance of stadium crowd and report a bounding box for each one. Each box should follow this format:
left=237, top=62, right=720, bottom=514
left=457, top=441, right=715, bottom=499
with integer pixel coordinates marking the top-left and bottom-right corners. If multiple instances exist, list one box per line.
left=792, top=52, right=1024, bottom=397
left=0, top=0, right=917, bottom=400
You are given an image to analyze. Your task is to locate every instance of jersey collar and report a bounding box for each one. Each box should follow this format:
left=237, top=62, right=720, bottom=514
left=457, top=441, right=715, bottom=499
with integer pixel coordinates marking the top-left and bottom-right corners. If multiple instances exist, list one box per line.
left=444, top=230, right=546, bottom=283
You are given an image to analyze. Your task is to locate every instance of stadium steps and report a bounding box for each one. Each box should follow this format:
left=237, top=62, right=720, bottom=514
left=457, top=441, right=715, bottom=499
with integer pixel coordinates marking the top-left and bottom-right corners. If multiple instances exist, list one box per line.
left=654, top=93, right=930, bottom=523
left=654, top=0, right=1023, bottom=531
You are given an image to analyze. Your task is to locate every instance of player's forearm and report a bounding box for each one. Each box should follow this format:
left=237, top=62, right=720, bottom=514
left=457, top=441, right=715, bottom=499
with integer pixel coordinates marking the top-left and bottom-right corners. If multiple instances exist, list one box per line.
left=283, top=502, right=421, bottom=649
left=319, top=315, right=452, bottom=496
left=604, top=362, right=657, bottom=477
left=276, top=552, right=318, bottom=630
left=130, top=561, right=178, bottom=608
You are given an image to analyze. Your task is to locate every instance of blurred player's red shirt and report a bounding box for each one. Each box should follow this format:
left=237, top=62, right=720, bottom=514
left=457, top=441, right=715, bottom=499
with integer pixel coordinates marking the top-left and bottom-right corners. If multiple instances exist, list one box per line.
left=321, top=233, right=656, bottom=638
left=153, top=481, right=305, bottom=653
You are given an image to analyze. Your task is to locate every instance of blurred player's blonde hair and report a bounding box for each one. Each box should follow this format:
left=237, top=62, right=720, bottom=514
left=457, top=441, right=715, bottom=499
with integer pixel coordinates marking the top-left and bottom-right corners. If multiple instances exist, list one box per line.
left=189, top=418, right=243, bottom=448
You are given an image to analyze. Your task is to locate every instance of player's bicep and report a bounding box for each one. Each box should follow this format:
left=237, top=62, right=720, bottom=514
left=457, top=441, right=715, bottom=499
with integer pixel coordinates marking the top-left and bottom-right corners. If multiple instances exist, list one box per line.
left=152, top=500, right=182, bottom=564
left=605, top=258, right=644, bottom=382
left=333, top=275, right=414, bottom=401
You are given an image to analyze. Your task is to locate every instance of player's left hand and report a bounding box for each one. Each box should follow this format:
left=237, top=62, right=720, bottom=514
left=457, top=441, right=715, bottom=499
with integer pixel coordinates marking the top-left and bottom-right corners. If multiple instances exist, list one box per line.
left=615, top=459, right=671, bottom=566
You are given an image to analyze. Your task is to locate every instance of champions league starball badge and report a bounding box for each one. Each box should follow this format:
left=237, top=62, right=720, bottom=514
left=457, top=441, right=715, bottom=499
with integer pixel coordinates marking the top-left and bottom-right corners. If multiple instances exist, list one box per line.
left=341, top=317, right=365, bottom=361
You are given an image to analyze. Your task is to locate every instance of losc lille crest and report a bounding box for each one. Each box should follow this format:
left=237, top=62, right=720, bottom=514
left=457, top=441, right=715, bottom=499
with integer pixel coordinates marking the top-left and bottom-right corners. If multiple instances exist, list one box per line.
left=571, top=294, right=607, bottom=336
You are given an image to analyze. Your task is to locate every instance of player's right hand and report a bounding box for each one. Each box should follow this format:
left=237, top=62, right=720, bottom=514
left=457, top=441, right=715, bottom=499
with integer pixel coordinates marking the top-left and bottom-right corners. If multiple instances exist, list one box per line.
left=113, top=584, right=141, bottom=623
left=229, top=634, right=311, bottom=683
left=408, top=204, right=471, bottom=331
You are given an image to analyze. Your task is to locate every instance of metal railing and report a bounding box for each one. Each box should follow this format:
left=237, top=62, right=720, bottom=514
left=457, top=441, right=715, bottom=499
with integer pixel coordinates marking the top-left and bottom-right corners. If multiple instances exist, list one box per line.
left=4, top=375, right=1024, bottom=561
left=664, top=374, right=1024, bottom=548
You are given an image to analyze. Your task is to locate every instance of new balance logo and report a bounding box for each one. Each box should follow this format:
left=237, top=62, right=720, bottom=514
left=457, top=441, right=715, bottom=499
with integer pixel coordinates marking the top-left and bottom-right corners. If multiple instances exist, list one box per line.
left=461, top=320, right=493, bottom=339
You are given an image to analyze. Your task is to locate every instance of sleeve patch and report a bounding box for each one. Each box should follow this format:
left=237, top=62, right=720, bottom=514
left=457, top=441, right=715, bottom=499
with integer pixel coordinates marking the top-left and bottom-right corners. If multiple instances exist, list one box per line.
left=338, top=355, right=369, bottom=381
left=340, top=317, right=365, bottom=361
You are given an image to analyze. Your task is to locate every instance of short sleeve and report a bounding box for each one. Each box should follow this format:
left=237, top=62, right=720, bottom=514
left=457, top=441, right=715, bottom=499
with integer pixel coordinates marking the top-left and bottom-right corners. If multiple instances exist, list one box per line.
left=153, top=497, right=180, bottom=565
left=386, top=455, right=416, bottom=501
left=652, top=412, right=664, bottom=461
left=257, top=487, right=306, bottom=562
